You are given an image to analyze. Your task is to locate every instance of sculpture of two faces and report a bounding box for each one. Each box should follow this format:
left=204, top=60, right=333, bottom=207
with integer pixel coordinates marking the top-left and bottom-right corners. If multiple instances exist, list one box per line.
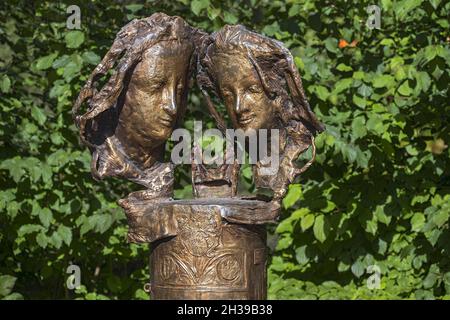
left=73, top=13, right=324, bottom=203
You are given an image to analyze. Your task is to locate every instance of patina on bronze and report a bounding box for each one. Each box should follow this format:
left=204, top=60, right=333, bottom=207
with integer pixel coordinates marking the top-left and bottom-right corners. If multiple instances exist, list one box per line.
left=73, top=14, right=323, bottom=300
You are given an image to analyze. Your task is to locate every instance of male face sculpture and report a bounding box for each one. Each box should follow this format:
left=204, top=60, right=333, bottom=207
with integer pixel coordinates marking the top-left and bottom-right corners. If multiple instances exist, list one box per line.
left=73, top=14, right=199, bottom=187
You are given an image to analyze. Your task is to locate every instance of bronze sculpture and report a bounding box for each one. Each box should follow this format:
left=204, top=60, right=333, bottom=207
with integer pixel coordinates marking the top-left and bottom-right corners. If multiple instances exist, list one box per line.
left=73, top=14, right=323, bottom=300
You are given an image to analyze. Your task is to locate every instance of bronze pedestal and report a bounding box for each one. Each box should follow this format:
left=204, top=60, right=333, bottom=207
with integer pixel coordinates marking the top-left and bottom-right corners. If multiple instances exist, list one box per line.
left=119, top=197, right=279, bottom=299
left=149, top=200, right=267, bottom=299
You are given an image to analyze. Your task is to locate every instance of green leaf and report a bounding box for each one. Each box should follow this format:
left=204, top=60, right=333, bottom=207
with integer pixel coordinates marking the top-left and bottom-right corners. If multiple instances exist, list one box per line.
left=375, top=205, right=392, bottom=225
left=432, top=210, right=449, bottom=228
left=301, top=214, right=315, bottom=231
left=291, top=208, right=309, bottom=220
left=365, top=219, right=378, bottom=235
left=429, top=0, right=441, bottom=9
left=0, top=275, right=16, bottom=297
left=82, top=51, right=100, bottom=65
left=353, top=71, right=365, bottom=80
left=351, top=260, right=365, bottom=278
left=63, top=61, right=83, bottom=82
left=351, top=116, right=367, bottom=139
left=313, top=215, right=328, bottom=243
left=357, top=84, right=373, bottom=97
left=314, top=85, right=330, bottom=101
left=18, top=224, right=44, bottom=237
left=262, top=21, right=281, bottom=37
left=352, top=94, right=367, bottom=109
left=282, top=184, right=302, bottom=208
left=398, top=81, right=412, bottom=96
left=52, top=55, right=71, bottom=68
left=39, top=208, right=53, bottom=228
left=2, top=293, right=24, bottom=300
left=423, top=265, right=439, bottom=289
left=58, top=225, right=72, bottom=246
left=276, top=235, right=293, bottom=250
left=288, top=4, right=301, bottom=17
left=324, top=38, right=338, bottom=53
left=0, top=74, right=11, bottom=93
left=31, top=106, right=47, bottom=126
left=49, top=231, right=62, bottom=249
left=411, top=212, right=426, bottom=232
left=65, top=31, right=85, bottom=48
left=394, top=0, right=423, bottom=20
left=223, top=11, right=238, bottom=24
left=191, top=0, right=210, bottom=16
left=372, top=74, right=395, bottom=88
left=415, top=71, right=431, bottom=93
left=36, top=53, right=58, bottom=70
left=207, top=7, right=221, bottom=20
left=295, top=245, right=309, bottom=265
left=336, top=63, right=352, bottom=72
left=36, top=232, right=48, bottom=248
left=0, top=158, right=25, bottom=183
left=333, top=78, right=353, bottom=94
left=125, top=4, right=143, bottom=12
left=367, top=114, right=385, bottom=135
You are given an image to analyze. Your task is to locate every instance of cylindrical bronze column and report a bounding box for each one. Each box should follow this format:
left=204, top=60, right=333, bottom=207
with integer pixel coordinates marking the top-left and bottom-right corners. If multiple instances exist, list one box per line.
left=149, top=202, right=267, bottom=300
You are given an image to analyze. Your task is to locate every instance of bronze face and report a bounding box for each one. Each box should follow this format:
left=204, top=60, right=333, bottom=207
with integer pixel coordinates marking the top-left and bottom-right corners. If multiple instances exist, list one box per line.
left=211, top=52, right=276, bottom=132
left=116, top=41, right=192, bottom=164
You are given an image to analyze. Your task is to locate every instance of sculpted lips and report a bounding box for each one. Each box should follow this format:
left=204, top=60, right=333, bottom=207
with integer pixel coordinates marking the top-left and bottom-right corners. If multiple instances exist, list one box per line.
left=238, top=112, right=254, bottom=126
left=159, top=115, right=174, bottom=126
left=159, top=109, right=176, bottom=127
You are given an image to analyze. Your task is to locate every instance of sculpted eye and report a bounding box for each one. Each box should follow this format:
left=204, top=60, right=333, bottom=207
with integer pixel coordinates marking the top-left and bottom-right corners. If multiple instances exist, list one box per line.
left=176, top=82, right=184, bottom=91
left=248, top=84, right=263, bottom=94
left=152, top=79, right=167, bottom=90
left=221, top=89, right=233, bottom=99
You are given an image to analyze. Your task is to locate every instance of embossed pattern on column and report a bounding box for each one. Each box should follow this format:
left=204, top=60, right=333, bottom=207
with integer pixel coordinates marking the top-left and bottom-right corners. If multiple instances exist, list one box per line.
left=149, top=202, right=267, bottom=300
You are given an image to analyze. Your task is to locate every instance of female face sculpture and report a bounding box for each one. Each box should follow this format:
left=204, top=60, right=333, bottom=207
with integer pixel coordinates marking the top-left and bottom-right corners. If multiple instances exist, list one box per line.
left=197, top=25, right=324, bottom=136
left=117, top=41, right=192, bottom=148
left=211, top=52, right=277, bottom=132
left=73, top=13, right=201, bottom=187
left=197, top=25, right=325, bottom=200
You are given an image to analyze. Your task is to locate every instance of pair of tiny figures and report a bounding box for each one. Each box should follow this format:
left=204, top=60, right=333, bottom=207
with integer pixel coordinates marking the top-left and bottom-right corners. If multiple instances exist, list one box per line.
left=73, top=12, right=325, bottom=203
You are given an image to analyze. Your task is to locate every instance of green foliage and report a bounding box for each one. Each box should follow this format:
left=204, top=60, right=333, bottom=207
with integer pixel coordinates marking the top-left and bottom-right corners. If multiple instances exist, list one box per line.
left=1, top=0, right=449, bottom=300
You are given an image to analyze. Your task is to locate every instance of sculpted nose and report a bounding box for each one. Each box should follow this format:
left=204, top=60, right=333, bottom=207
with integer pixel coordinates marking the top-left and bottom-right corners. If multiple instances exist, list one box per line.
left=163, top=87, right=177, bottom=116
left=235, top=94, right=250, bottom=115
left=235, top=95, right=242, bottom=114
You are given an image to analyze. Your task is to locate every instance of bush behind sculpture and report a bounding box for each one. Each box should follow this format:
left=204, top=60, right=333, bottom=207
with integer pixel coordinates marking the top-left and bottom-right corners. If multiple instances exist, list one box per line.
left=0, top=0, right=449, bottom=299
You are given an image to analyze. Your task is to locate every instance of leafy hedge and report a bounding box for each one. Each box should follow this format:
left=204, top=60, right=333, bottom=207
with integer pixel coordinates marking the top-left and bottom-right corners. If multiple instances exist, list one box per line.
left=1, top=0, right=449, bottom=299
